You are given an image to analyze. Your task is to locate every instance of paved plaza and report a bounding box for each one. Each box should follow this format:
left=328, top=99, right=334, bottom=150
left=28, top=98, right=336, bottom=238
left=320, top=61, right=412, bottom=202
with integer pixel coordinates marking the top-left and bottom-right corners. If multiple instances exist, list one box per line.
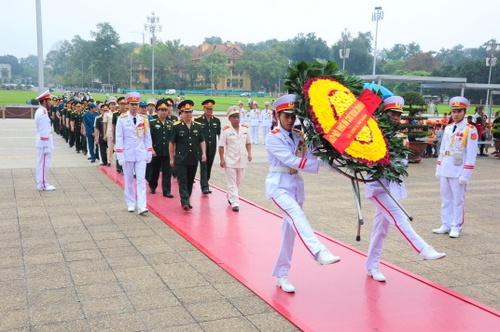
left=0, top=117, right=499, bottom=331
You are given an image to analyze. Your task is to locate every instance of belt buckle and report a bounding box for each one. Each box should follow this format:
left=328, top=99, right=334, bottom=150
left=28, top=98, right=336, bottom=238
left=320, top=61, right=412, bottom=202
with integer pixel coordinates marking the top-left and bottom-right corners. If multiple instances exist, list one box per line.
left=445, top=151, right=451, bottom=156
left=290, top=169, right=298, bottom=174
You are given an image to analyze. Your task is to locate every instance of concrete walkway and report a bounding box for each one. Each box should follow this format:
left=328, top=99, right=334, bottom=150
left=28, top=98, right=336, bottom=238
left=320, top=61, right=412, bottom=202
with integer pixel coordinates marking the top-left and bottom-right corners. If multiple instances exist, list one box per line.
left=1, top=118, right=498, bottom=331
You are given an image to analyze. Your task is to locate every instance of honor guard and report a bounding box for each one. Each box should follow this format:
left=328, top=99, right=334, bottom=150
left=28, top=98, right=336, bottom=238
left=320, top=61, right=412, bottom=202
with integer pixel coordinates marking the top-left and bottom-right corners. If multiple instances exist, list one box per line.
left=249, top=101, right=261, bottom=144
left=260, top=102, right=273, bottom=143
left=434, top=97, right=478, bottom=238
left=169, top=100, right=206, bottom=210
left=219, top=106, right=252, bottom=212
left=148, top=99, right=175, bottom=198
left=115, top=92, right=153, bottom=215
left=238, top=101, right=249, bottom=126
left=196, top=99, right=221, bottom=194
left=35, top=90, right=56, bottom=190
left=365, top=96, right=445, bottom=282
left=266, top=94, right=341, bottom=293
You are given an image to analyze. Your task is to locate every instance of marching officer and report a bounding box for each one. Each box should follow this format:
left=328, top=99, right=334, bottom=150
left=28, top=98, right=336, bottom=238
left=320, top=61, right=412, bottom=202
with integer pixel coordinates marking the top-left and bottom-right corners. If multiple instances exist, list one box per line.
left=149, top=99, right=175, bottom=198
left=365, top=96, right=446, bottom=283
left=434, top=96, right=478, bottom=238
left=94, top=103, right=109, bottom=166
left=35, top=90, right=56, bottom=191
left=115, top=92, right=153, bottom=215
left=196, top=99, right=221, bottom=194
left=169, top=100, right=206, bottom=210
left=219, top=106, right=252, bottom=212
left=266, top=94, right=341, bottom=293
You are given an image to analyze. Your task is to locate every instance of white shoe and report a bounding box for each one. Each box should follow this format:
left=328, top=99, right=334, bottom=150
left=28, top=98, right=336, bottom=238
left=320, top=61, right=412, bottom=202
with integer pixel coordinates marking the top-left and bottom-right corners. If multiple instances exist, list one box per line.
left=316, top=248, right=341, bottom=265
left=276, top=276, right=295, bottom=293
left=127, top=206, right=135, bottom=212
left=138, top=208, right=149, bottom=215
left=432, top=225, right=451, bottom=234
left=367, top=268, right=386, bottom=282
left=38, top=185, right=56, bottom=191
left=418, top=245, right=446, bottom=261
left=449, top=229, right=460, bottom=238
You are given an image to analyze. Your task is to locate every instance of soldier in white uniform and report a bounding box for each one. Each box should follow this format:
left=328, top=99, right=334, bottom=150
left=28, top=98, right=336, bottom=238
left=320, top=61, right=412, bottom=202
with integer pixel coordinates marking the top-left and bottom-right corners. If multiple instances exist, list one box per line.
left=35, top=90, right=56, bottom=191
left=266, top=94, right=341, bottom=293
left=115, top=92, right=153, bottom=215
left=260, top=102, right=273, bottom=143
left=103, top=97, right=117, bottom=166
left=219, top=106, right=252, bottom=212
left=434, top=97, right=478, bottom=238
left=238, top=101, right=249, bottom=126
left=249, top=101, right=261, bottom=144
left=365, top=96, right=446, bottom=282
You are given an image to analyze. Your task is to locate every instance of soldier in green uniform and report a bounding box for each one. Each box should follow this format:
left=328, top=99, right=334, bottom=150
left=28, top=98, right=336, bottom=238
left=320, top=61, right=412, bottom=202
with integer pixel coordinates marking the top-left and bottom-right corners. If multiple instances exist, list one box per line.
left=70, top=100, right=84, bottom=152
left=169, top=100, right=206, bottom=210
left=195, top=99, right=221, bottom=194
left=164, top=98, right=178, bottom=122
left=149, top=99, right=175, bottom=197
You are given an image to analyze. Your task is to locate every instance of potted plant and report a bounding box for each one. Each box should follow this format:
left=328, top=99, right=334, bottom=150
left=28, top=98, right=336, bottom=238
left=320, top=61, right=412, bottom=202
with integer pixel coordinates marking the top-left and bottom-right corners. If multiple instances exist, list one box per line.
left=399, top=91, right=433, bottom=163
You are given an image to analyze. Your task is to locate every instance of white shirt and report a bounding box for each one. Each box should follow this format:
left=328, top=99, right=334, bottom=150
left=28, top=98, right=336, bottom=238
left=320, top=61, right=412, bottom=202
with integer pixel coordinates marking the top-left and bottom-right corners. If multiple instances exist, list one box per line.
left=35, top=106, right=54, bottom=149
left=219, top=124, right=251, bottom=168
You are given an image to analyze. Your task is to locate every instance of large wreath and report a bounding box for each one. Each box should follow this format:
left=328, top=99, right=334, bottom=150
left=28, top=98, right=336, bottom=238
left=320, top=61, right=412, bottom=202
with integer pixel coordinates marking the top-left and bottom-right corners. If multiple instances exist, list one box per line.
left=284, top=60, right=410, bottom=184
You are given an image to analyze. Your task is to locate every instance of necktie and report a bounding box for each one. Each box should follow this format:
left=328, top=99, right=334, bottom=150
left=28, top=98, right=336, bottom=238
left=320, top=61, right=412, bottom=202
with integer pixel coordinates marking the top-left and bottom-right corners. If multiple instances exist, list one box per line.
left=289, top=132, right=294, bottom=142
left=452, top=124, right=457, bottom=133
left=133, top=117, right=137, bottom=125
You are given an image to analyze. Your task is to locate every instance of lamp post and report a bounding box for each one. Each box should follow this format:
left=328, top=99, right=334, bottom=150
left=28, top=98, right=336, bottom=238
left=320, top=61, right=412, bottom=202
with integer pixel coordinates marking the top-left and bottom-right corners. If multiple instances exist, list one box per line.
left=486, top=39, right=500, bottom=119
left=339, top=28, right=353, bottom=71
left=144, top=12, right=162, bottom=96
left=371, top=6, right=384, bottom=76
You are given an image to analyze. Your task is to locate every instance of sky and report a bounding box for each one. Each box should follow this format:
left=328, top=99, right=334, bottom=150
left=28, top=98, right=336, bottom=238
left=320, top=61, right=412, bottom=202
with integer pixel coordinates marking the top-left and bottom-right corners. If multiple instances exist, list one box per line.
left=1, top=0, right=499, bottom=60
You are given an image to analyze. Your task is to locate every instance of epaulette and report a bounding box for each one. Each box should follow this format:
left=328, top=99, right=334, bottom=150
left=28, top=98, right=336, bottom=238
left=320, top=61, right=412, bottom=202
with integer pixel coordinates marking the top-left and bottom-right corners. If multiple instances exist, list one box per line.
left=173, top=121, right=181, bottom=125
left=213, top=116, right=220, bottom=119
left=139, top=114, right=147, bottom=118
left=96, top=115, right=102, bottom=118
left=119, top=114, right=127, bottom=118
left=242, top=124, right=249, bottom=128
left=150, top=119, right=157, bottom=123
left=193, top=121, right=201, bottom=125
left=222, top=126, right=229, bottom=130
left=271, top=128, right=280, bottom=134
left=466, top=123, right=475, bottom=128
left=195, top=115, right=203, bottom=119
left=113, top=110, right=119, bottom=114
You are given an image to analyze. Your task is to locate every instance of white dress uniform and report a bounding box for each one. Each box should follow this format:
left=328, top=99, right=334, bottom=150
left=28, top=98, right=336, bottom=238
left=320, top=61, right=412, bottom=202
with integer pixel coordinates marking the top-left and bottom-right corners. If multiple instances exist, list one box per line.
left=436, top=119, right=478, bottom=233
left=239, top=106, right=249, bottom=126
left=260, top=108, right=273, bottom=142
left=115, top=113, right=153, bottom=211
left=365, top=136, right=429, bottom=271
left=219, top=124, right=251, bottom=208
left=266, top=124, right=328, bottom=277
left=35, top=104, right=55, bottom=189
left=249, top=108, right=261, bottom=144
left=103, top=110, right=114, bottom=164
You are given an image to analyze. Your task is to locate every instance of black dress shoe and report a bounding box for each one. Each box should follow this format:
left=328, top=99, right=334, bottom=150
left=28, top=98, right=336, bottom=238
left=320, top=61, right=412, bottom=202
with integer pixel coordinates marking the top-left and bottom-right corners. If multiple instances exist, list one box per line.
left=232, top=206, right=239, bottom=212
left=163, top=193, right=174, bottom=198
left=202, top=190, right=210, bottom=194
left=188, top=204, right=193, bottom=209
left=99, top=163, right=105, bottom=166
left=207, top=190, right=212, bottom=194
left=107, top=163, right=111, bottom=166
left=150, top=189, right=156, bottom=194
left=90, top=160, right=96, bottom=163
left=182, top=206, right=190, bottom=211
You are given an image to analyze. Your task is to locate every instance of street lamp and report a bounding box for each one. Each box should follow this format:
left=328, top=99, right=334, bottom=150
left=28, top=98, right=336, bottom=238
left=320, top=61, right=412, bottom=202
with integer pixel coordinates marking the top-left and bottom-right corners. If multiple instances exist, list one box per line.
left=371, top=6, right=384, bottom=75
left=144, top=12, right=162, bottom=96
left=339, top=28, right=353, bottom=71
left=485, top=39, right=500, bottom=119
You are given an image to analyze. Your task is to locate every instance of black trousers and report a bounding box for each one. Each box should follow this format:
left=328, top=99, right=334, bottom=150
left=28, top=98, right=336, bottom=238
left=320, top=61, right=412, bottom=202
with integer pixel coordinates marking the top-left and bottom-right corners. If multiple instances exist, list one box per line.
left=176, top=164, right=198, bottom=207
left=149, top=155, right=172, bottom=194
left=98, top=140, right=108, bottom=164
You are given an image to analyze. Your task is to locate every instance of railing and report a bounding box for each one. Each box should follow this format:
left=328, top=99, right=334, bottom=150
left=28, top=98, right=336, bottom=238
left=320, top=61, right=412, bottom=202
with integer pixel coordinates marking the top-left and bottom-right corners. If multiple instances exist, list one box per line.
left=1, top=105, right=35, bottom=119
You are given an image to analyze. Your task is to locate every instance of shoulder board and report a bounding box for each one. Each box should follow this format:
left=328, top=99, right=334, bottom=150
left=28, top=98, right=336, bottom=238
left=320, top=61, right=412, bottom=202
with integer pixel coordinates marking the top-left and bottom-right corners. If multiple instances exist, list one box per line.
left=271, top=128, right=280, bottom=134
left=242, top=124, right=249, bottom=128
left=195, top=115, right=203, bottom=119
left=150, top=119, right=157, bottom=123
left=193, top=121, right=202, bottom=125
left=173, top=121, right=182, bottom=125
left=139, top=114, right=147, bottom=118
left=213, top=116, right=220, bottom=119
left=119, top=114, right=127, bottom=118
left=113, top=110, right=119, bottom=114
left=222, top=126, right=230, bottom=130
left=466, top=124, right=475, bottom=128
left=96, top=115, right=102, bottom=118
left=293, top=128, right=303, bottom=133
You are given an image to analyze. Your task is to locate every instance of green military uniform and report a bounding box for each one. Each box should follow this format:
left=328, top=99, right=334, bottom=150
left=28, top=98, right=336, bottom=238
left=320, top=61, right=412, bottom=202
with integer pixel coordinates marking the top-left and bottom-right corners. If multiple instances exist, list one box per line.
left=195, top=114, right=221, bottom=192
left=149, top=118, right=175, bottom=196
left=94, top=113, right=108, bottom=165
left=170, top=120, right=204, bottom=207
left=166, top=114, right=178, bottom=122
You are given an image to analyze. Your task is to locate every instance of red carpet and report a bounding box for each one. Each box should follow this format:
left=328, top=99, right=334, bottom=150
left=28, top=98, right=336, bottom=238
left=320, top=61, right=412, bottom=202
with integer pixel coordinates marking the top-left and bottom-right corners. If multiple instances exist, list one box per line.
left=100, top=166, right=500, bottom=331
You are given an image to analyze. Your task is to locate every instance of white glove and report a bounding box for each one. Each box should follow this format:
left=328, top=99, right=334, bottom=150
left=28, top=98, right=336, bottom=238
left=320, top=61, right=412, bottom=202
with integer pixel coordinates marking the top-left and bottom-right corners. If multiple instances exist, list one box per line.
left=321, top=160, right=340, bottom=174
left=458, top=176, right=468, bottom=185
left=118, top=159, right=124, bottom=166
left=435, top=172, right=440, bottom=180
left=146, top=158, right=152, bottom=164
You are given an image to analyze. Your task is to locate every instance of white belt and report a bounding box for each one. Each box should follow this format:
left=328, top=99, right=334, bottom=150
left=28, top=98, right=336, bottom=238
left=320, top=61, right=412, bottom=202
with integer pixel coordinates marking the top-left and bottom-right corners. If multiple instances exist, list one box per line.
left=270, top=166, right=298, bottom=174
left=441, top=151, right=456, bottom=156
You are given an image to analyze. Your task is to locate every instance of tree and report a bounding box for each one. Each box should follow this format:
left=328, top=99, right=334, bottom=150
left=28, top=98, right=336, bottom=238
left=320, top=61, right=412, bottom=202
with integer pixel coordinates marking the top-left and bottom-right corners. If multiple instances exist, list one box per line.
left=403, top=52, right=441, bottom=72
left=0, top=55, right=23, bottom=76
left=90, top=22, right=121, bottom=84
left=20, top=55, right=38, bottom=69
left=236, top=48, right=288, bottom=92
left=289, top=32, right=330, bottom=63
left=203, top=36, right=223, bottom=44
left=199, top=51, right=229, bottom=89
left=330, top=31, right=373, bottom=75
